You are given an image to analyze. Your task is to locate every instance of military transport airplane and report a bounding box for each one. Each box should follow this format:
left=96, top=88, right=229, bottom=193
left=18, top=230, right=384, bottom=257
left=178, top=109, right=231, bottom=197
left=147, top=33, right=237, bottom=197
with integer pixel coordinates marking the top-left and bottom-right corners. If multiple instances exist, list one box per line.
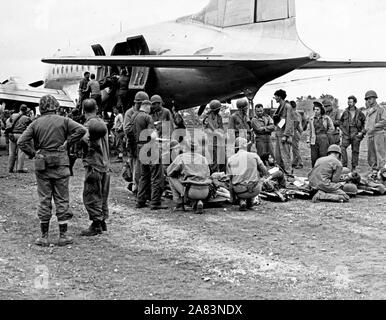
left=3, top=0, right=386, bottom=113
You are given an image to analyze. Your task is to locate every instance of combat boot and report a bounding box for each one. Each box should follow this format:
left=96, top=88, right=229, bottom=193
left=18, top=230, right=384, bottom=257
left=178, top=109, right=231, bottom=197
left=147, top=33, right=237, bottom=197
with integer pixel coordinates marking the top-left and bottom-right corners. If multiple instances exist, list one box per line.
left=101, top=220, right=107, bottom=232
left=239, top=199, right=247, bottom=211
left=35, top=222, right=50, bottom=247
left=58, top=224, right=74, bottom=246
left=80, top=221, right=103, bottom=237
left=194, top=200, right=204, bottom=215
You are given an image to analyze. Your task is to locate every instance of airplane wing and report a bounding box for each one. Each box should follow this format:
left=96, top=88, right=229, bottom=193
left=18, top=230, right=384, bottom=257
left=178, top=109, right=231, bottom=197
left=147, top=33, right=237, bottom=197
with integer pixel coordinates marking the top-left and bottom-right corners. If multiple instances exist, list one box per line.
left=0, top=86, right=75, bottom=108
left=42, top=55, right=312, bottom=68
left=299, top=60, right=386, bottom=69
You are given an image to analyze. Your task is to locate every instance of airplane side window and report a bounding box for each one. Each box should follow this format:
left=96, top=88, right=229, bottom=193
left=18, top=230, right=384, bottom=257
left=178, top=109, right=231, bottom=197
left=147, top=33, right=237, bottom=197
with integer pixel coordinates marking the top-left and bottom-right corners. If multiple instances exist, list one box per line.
left=61, top=66, right=64, bottom=74
left=76, top=66, right=79, bottom=72
left=66, top=66, right=68, bottom=74
left=71, top=66, right=73, bottom=73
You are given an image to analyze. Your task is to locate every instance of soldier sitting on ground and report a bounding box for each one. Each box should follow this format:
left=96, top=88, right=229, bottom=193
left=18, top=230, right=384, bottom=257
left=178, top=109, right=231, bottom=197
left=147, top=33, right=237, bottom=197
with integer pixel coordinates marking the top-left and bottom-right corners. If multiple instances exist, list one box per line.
left=308, top=144, right=350, bottom=203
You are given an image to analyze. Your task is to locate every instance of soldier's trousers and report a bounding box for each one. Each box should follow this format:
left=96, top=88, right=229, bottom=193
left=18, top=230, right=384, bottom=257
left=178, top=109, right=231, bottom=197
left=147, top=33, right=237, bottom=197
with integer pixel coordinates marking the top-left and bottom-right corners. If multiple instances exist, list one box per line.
left=292, top=131, right=303, bottom=167
left=255, top=135, right=273, bottom=158
left=8, top=133, right=26, bottom=171
left=368, top=132, right=386, bottom=170
left=83, top=167, right=110, bottom=222
left=36, top=167, right=73, bottom=223
left=341, top=133, right=361, bottom=169
left=313, top=189, right=350, bottom=203
left=311, top=134, right=329, bottom=167
left=275, top=133, right=292, bottom=173
left=137, top=163, right=163, bottom=206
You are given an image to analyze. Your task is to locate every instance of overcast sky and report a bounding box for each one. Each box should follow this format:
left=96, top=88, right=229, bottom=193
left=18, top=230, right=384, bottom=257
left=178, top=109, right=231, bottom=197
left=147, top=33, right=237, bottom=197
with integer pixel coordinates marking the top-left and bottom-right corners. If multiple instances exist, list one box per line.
left=1, top=0, right=386, bottom=107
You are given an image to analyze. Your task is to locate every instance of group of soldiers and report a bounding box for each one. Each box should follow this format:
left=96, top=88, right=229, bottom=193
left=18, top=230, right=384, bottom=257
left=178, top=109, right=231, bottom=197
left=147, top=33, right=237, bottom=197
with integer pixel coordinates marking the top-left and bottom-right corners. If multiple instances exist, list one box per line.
left=2, top=82, right=386, bottom=246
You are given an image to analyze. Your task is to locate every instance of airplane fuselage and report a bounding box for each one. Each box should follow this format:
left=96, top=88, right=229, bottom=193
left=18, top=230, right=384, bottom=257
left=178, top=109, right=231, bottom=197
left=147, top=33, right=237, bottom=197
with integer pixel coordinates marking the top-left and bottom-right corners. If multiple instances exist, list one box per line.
left=44, top=13, right=315, bottom=109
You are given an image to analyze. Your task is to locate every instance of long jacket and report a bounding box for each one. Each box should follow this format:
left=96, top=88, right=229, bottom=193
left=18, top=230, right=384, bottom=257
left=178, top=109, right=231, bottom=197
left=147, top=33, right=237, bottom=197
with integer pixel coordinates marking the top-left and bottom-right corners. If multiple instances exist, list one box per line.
left=308, top=155, right=343, bottom=192
left=364, top=104, right=386, bottom=137
left=326, top=109, right=341, bottom=136
left=306, top=115, right=334, bottom=145
left=339, top=107, right=366, bottom=137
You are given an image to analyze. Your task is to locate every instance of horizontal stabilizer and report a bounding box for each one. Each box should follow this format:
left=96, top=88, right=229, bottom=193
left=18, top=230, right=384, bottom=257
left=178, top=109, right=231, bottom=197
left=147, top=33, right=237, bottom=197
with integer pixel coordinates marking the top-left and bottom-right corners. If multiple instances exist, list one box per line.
left=300, top=60, right=386, bottom=69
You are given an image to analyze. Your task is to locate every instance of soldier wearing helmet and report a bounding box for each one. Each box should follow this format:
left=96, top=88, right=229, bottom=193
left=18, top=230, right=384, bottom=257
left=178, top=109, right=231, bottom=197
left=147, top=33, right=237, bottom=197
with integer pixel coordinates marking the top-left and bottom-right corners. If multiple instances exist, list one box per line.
left=123, top=91, right=150, bottom=194
left=150, top=94, right=174, bottom=139
left=308, top=144, right=350, bottom=203
left=229, top=98, right=252, bottom=151
left=322, top=98, right=341, bottom=145
left=203, top=100, right=226, bottom=173
left=339, top=95, right=366, bottom=171
left=80, top=99, right=111, bottom=236
left=272, top=89, right=295, bottom=174
left=17, top=95, right=87, bottom=247
left=363, top=90, right=386, bottom=171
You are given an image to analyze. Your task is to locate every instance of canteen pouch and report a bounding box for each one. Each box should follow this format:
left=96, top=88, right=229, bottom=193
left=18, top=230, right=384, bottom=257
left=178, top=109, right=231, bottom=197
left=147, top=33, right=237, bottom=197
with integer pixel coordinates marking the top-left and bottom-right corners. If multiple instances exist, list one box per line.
left=34, top=156, right=46, bottom=171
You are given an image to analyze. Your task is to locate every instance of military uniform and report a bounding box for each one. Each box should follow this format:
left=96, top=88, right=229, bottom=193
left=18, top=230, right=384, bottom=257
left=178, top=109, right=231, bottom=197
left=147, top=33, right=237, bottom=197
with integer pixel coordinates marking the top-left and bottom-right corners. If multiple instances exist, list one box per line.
left=364, top=104, right=386, bottom=170
left=308, top=154, right=349, bottom=202
left=134, top=108, right=165, bottom=209
left=82, top=116, right=110, bottom=224
left=291, top=110, right=303, bottom=168
left=17, top=95, right=86, bottom=246
left=251, top=114, right=274, bottom=157
left=339, top=106, right=366, bottom=170
left=273, top=100, right=294, bottom=173
left=324, top=102, right=341, bottom=145
left=307, top=114, right=334, bottom=167
left=203, top=105, right=226, bottom=173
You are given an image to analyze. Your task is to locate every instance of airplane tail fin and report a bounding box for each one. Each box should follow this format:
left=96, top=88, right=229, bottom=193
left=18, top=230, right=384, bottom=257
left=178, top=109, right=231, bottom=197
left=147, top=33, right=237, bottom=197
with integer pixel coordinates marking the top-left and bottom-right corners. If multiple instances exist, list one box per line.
left=183, top=0, right=295, bottom=28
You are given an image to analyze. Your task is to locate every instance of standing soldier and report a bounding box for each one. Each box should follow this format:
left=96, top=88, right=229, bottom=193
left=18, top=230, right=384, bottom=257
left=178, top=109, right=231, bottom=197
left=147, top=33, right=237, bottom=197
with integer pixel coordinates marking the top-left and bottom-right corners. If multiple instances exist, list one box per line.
left=203, top=100, right=226, bottom=173
left=251, top=104, right=274, bottom=158
left=150, top=95, right=174, bottom=139
left=134, top=100, right=167, bottom=210
left=229, top=98, right=252, bottom=150
left=307, top=101, right=334, bottom=167
left=112, top=106, right=124, bottom=162
left=323, top=99, right=341, bottom=145
left=85, top=74, right=102, bottom=112
left=6, top=104, right=32, bottom=173
left=80, top=99, right=111, bottom=236
left=339, top=95, right=366, bottom=172
left=363, top=90, right=386, bottom=171
left=290, top=101, right=304, bottom=169
left=272, top=89, right=294, bottom=174
left=117, top=69, right=130, bottom=112
left=123, top=91, right=149, bottom=193
left=17, top=95, right=86, bottom=246
left=78, top=72, right=90, bottom=110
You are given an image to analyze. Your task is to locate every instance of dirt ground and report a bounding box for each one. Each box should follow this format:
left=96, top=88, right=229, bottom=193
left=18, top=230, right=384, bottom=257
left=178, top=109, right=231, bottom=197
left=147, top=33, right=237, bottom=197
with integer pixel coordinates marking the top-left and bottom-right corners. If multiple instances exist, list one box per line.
left=0, top=136, right=385, bottom=300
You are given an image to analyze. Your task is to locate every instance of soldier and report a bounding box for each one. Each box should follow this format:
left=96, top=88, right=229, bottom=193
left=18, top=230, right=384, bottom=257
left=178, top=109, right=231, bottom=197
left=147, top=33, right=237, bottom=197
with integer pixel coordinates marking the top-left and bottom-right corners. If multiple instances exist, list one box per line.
left=251, top=104, right=274, bottom=158
left=339, top=95, right=366, bottom=171
left=307, top=101, right=334, bottom=167
left=203, top=100, right=226, bottom=173
left=6, top=104, right=32, bottom=173
left=272, top=89, right=294, bottom=174
left=150, top=94, right=174, bottom=139
left=308, top=145, right=350, bottom=203
left=322, top=99, right=341, bottom=145
left=78, top=72, right=90, bottom=110
left=80, top=99, right=111, bottom=236
left=363, top=90, right=386, bottom=171
left=290, top=101, right=304, bottom=169
left=135, top=100, right=168, bottom=210
left=123, top=91, right=149, bottom=193
left=227, top=137, right=268, bottom=211
left=117, top=69, right=130, bottom=112
left=167, top=139, right=211, bottom=214
left=17, top=95, right=86, bottom=246
left=229, top=98, right=252, bottom=151
left=112, top=106, right=124, bottom=162
left=85, top=74, right=102, bottom=112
